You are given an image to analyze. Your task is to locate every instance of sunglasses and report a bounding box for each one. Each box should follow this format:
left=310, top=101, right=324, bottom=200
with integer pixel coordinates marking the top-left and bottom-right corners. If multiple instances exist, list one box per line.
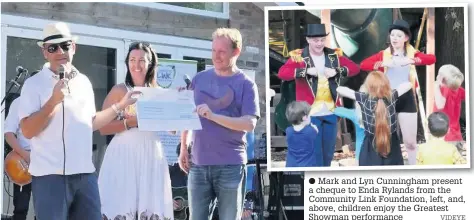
left=46, top=42, right=72, bottom=53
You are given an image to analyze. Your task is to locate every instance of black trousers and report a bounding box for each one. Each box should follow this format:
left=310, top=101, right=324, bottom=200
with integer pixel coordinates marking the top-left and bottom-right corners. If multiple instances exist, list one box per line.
left=13, top=183, right=34, bottom=220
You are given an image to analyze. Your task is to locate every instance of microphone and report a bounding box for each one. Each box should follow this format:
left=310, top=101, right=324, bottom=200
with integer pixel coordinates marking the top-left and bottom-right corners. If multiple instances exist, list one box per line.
left=1, top=66, right=28, bottom=107
left=183, top=74, right=192, bottom=89
left=58, top=64, right=65, bottom=80
left=16, top=66, right=28, bottom=74
left=10, top=66, right=28, bottom=87
left=58, top=64, right=70, bottom=94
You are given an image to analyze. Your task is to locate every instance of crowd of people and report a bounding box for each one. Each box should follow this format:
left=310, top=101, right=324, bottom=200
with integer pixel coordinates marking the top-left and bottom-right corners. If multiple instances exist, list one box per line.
left=279, top=20, right=466, bottom=168
left=5, top=22, right=258, bottom=220
left=2, top=17, right=467, bottom=220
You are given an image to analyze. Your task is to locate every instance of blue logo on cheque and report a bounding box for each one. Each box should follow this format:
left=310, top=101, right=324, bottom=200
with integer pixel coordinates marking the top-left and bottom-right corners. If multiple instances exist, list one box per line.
left=157, top=64, right=176, bottom=88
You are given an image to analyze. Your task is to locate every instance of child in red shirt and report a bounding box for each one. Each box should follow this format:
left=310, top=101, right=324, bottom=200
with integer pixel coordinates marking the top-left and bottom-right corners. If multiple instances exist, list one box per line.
left=433, top=64, right=465, bottom=143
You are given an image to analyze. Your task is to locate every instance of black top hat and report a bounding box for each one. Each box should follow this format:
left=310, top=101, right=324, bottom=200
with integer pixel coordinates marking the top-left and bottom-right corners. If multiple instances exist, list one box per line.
left=389, top=20, right=411, bottom=37
left=306, top=24, right=329, bottom=37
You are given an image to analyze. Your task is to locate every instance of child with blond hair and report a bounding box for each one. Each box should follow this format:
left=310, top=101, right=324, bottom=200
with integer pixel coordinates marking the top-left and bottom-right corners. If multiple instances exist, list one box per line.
left=434, top=64, right=465, bottom=144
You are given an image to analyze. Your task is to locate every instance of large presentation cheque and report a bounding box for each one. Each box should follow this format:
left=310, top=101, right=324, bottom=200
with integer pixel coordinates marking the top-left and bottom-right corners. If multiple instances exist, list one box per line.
left=133, top=87, right=202, bottom=131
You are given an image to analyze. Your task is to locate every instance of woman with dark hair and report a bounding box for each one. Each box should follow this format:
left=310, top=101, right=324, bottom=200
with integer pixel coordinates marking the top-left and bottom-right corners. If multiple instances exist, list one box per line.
left=98, top=42, right=174, bottom=220
left=360, top=20, right=436, bottom=165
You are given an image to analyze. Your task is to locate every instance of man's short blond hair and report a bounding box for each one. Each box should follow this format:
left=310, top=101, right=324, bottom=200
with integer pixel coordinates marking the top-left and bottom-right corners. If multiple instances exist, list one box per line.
left=212, top=28, right=242, bottom=50
left=439, top=64, right=464, bottom=89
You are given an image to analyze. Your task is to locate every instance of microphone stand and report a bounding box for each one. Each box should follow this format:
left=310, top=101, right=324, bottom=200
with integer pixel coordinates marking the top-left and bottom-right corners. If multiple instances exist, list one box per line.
left=1, top=70, right=25, bottom=113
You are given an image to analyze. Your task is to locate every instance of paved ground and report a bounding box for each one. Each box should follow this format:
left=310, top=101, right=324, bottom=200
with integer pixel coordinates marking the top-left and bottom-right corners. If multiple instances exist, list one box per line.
left=271, top=142, right=468, bottom=168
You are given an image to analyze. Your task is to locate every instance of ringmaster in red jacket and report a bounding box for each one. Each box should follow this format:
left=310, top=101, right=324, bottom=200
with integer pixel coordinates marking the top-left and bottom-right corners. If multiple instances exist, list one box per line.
left=278, top=24, right=360, bottom=167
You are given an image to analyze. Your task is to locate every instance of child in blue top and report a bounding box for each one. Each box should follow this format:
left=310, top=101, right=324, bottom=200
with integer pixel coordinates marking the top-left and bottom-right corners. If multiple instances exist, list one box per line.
left=334, top=85, right=367, bottom=162
left=334, top=104, right=365, bottom=162
left=285, top=101, right=322, bottom=167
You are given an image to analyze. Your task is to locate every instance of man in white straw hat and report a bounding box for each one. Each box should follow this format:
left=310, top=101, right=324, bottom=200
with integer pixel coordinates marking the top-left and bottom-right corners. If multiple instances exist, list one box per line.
left=18, top=22, right=140, bottom=220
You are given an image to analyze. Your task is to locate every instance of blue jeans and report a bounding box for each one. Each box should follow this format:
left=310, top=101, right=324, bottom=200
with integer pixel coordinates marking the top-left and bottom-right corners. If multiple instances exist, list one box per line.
left=311, top=114, right=338, bottom=166
left=31, top=173, right=101, bottom=220
left=188, top=164, right=246, bottom=220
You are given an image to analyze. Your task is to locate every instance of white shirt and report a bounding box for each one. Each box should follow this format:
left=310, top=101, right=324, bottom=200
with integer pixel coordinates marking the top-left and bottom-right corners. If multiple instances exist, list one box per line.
left=311, top=54, right=326, bottom=74
left=18, top=63, right=96, bottom=176
left=386, top=55, right=411, bottom=89
left=4, top=97, right=31, bottom=150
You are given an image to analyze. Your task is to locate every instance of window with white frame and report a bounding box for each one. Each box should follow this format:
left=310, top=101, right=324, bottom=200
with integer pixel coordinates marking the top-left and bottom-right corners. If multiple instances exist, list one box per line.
left=122, top=2, right=229, bottom=19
